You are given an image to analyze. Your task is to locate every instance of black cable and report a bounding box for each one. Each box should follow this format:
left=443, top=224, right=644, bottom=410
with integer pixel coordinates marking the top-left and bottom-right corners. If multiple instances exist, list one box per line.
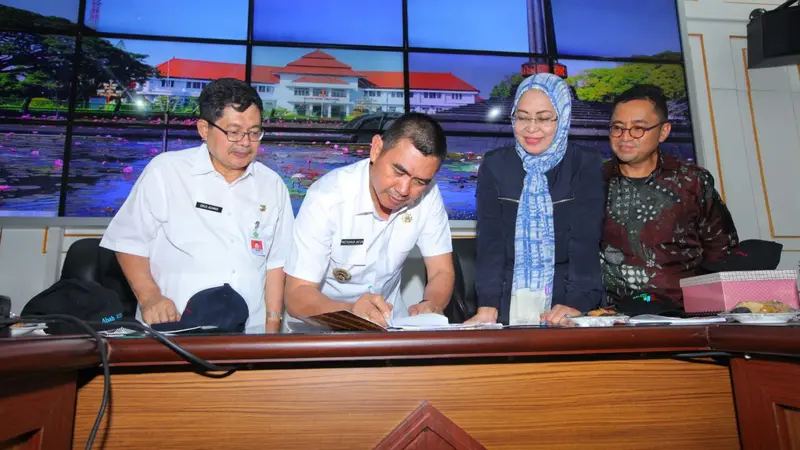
left=4, top=315, right=109, bottom=450
left=6, top=317, right=240, bottom=374
left=84, top=320, right=239, bottom=376
left=3, top=315, right=240, bottom=449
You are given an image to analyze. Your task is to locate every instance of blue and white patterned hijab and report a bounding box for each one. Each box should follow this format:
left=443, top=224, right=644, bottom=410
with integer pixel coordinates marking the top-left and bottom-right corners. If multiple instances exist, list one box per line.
left=511, top=73, right=572, bottom=307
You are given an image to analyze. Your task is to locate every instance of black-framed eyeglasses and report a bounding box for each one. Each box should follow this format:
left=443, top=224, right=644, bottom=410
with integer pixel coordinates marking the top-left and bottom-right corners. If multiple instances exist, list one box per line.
left=207, top=120, right=265, bottom=142
left=510, top=114, right=559, bottom=129
left=609, top=122, right=666, bottom=139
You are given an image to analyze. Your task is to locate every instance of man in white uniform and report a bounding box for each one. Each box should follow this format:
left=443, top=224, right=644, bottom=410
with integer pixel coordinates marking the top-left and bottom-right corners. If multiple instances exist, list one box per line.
left=283, top=113, right=455, bottom=331
left=101, top=78, right=293, bottom=334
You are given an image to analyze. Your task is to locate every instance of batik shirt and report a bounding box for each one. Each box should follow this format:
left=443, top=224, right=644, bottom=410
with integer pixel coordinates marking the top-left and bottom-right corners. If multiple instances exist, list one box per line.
left=600, top=152, right=738, bottom=307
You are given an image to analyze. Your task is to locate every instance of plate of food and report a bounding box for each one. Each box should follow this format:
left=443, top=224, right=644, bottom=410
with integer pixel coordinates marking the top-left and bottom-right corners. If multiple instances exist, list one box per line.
left=10, top=323, right=48, bottom=337
left=569, top=308, right=630, bottom=327
left=718, top=301, right=800, bottom=325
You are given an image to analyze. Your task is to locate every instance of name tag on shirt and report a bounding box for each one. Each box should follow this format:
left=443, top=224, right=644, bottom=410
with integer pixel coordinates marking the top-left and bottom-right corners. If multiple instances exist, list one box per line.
left=196, top=202, right=223, bottom=213
left=341, top=239, right=364, bottom=246
left=250, top=239, right=265, bottom=256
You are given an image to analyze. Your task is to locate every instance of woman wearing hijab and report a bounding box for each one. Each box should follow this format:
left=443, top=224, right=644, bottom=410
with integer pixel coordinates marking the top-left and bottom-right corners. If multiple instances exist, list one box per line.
left=467, top=73, right=605, bottom=326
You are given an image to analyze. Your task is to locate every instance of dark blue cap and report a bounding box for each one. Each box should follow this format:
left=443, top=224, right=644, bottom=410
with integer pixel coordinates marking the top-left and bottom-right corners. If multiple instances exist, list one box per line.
left=152, top=284, right=249, bottom=333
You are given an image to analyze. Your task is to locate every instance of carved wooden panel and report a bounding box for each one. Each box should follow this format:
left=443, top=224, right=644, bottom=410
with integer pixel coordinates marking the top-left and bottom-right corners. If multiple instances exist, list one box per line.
left=0, top=373, right=77, bottom=450
left=75, top=359, right=738, bottom=449
left=777, top=406, right=800, bottom=450
left=374, top=402, right=486, bottom=450
left=731, top=358, right=800, bottom=450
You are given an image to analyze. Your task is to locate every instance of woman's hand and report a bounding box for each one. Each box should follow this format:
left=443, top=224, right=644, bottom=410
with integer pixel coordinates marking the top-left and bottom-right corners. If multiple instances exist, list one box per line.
left=540, top=304, right=582, bottom=326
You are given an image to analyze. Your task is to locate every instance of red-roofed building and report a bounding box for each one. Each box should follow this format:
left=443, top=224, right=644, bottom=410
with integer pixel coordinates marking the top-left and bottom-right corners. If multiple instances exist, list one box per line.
left=273, top=50, right=364, bottom=78
left=143, top=58, right=281, bottom=109
left=137, top=50, right=480, bottom=117
left=360, top=71, right=479, bottom=113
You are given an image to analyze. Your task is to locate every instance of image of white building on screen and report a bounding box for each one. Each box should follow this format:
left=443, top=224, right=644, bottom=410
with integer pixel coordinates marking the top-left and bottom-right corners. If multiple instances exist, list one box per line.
left=135, top=50, right=481, bottom=118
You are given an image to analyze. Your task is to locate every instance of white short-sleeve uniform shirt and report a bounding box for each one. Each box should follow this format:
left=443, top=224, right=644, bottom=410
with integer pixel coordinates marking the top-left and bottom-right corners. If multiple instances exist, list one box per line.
left=100, top=144, right=294, bottom=334
left=283, top=158, right=452, bottom=332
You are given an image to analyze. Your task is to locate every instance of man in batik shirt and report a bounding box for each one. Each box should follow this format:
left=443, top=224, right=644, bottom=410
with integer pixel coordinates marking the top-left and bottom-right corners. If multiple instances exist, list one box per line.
left=601, top=85, right=738, bottom=311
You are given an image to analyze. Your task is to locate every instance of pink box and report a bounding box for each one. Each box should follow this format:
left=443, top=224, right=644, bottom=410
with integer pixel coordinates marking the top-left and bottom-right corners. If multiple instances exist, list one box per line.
left=680, top=270, right=799, bottom=313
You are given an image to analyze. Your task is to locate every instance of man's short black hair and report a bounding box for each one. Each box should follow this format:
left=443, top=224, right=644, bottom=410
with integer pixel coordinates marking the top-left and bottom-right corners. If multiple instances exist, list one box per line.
left=198, top=78, right=263, bottom=123
left=612, top=84, right=669, bottom=122
left=381, top=113, right=447, bottom=162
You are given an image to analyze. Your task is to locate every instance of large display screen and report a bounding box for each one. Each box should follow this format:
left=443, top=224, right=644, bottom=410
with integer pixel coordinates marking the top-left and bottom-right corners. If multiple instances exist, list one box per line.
left=0, top=0, right=692, bottom=219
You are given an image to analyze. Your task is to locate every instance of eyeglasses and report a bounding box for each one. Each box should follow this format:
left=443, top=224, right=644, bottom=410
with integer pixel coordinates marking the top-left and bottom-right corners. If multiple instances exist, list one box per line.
left=207, top=120, right=265, bottom=142
left=510, top=114, right=558, bottom=130
left=609, top=122, right=666, bottom=139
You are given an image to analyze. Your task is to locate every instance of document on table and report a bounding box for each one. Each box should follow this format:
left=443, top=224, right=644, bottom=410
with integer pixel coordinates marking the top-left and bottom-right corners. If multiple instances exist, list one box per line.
left=98, top=325, right=220, bottom=337
left=304, top=310, right=501, bottom=331
left=629, top=314, right=727, bottom=325
left=388, top=313, right=502, bottom=331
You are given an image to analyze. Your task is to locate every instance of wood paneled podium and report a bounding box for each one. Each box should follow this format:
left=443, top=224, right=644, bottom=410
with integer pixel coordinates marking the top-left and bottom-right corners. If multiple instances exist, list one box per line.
left=2, top=325, right=800, bottom=449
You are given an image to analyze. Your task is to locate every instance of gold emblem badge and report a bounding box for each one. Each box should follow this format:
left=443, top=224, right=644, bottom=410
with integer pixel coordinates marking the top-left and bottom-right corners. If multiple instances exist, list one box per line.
left=332, top=268, right=351, bottom=283
left=401, top=213, right=412, bottom=224
left=259, top=204, right=266, bottom=212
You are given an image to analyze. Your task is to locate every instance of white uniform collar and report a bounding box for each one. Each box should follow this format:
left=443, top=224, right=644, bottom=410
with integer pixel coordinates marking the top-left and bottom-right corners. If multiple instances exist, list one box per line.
left=354, top=159, right=376, bottom=216
left=190, top=143, right=255, bottom=180
left=353, top=158, right=414, bottom=220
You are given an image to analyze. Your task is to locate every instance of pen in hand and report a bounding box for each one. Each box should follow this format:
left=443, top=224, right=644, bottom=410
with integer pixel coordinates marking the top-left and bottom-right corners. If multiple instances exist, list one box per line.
left=368, top=284, right=392, bottom=326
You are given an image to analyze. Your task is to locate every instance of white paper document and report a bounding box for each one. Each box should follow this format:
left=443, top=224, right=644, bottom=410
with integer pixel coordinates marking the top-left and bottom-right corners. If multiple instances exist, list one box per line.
left=98, top=327, right=141, bottom=337
left=628, top=314, right=727, bottom=325
left=388, top=313, right=502, bottom=331
left=158, top=325, right=220, bottom=335
left=98, top=325, right=220, bottom=337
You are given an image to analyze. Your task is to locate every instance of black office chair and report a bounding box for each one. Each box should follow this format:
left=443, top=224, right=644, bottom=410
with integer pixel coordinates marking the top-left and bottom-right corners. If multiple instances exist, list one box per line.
left=60, top=238, right=138, bottom=318
left=0, top=295, right=10, bottom=337
left=442, top=239, right=478, bottom=323
left=0, top=295, right=10, bottom=318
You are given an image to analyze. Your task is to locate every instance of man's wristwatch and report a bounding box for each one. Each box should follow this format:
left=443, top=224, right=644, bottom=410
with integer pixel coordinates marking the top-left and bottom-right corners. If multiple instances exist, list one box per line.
left=266, top=312, right=282, bottom=321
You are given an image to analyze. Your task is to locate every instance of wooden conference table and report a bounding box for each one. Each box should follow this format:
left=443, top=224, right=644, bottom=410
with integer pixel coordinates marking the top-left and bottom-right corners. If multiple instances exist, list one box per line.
left=1, top=324, right=799, bottom=449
